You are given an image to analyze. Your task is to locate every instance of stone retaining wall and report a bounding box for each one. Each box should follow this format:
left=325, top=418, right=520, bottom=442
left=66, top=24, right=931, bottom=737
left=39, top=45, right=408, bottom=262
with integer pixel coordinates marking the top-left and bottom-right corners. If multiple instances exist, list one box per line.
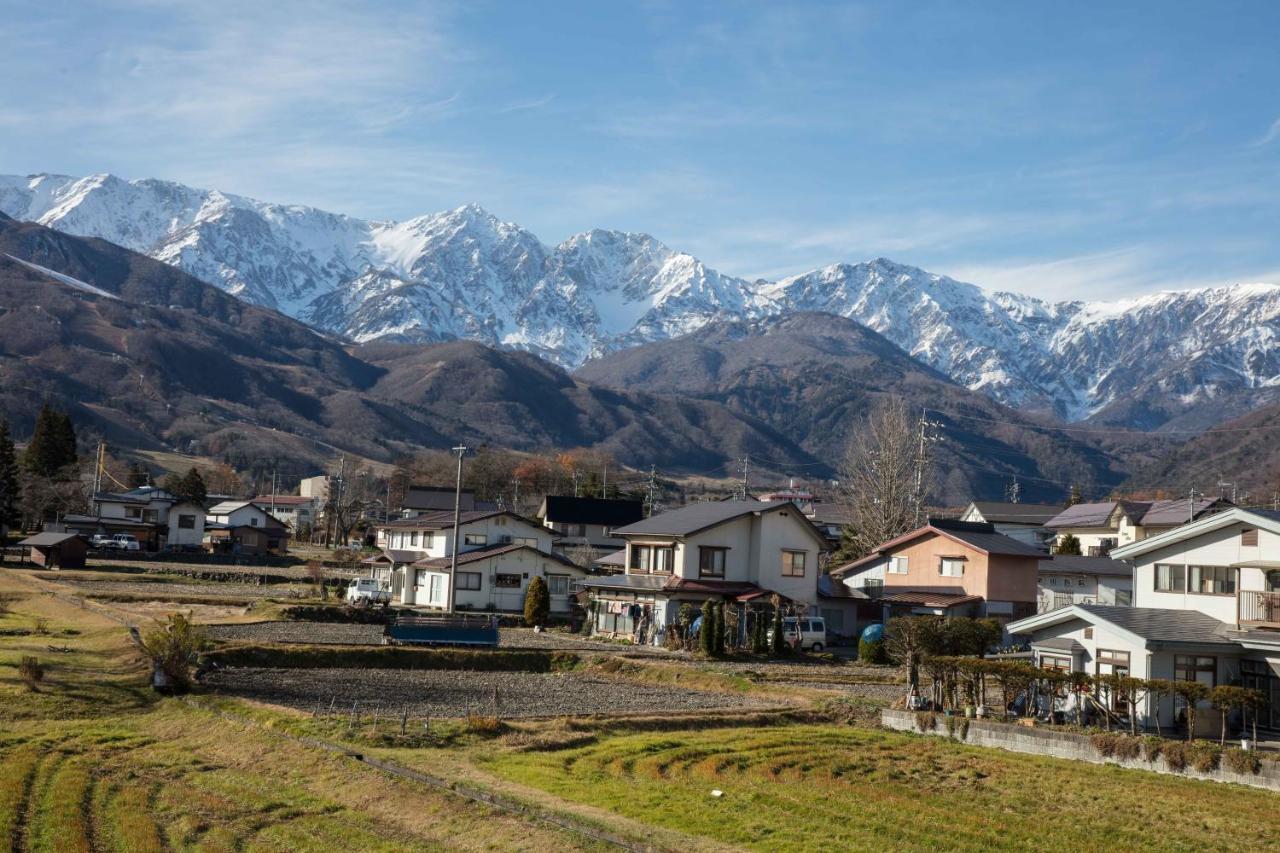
left=882, top=708, right=1280, bottom=793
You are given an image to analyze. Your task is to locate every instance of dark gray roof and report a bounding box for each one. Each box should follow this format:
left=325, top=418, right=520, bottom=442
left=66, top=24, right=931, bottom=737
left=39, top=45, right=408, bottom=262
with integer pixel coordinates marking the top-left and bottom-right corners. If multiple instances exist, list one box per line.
left=1077, top=604, right=1234, bottom=647
left=1140, top=497, right=1229, bottom=527
left=577, top=574, right=671, bottom=592
left=614, top=500, right=794, bottom=537
left=402, top=485, right=475, bottom=512
left=539, top=496, right=644, bottom=526
left=1047, top=500, right=1151, bottom=529
left=382, top=510, right=511, bottom=530
left=20, top=532, right=83, bottom=547
left=935, top=525, right=1046, bottom=557
left=1039, top=555, right=1132, bottom=577
left=968, top=502, right=1062, bottom=525
left=1031, top=637, right=1085, bottom=653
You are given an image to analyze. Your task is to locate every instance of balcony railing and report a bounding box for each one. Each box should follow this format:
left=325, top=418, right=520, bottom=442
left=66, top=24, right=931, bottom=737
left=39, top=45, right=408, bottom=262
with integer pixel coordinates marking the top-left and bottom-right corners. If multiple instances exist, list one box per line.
left=1239, top=590, right=1280, bottom=629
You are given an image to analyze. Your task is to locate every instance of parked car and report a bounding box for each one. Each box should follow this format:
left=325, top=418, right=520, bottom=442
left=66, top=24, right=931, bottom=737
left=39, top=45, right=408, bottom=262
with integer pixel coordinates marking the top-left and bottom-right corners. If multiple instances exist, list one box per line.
left=346, top=578, right=391, bottom=606
left=88, top=534, right=114, bottom=549
left=109, top=533, right=141, bottom=552
left=772, top=616, right=828, bottom=652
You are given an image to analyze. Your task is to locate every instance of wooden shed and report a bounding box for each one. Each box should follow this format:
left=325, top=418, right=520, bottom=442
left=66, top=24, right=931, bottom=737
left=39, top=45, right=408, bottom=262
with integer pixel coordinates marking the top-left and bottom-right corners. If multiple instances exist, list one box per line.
left=20, top=532, right=89, bottom=569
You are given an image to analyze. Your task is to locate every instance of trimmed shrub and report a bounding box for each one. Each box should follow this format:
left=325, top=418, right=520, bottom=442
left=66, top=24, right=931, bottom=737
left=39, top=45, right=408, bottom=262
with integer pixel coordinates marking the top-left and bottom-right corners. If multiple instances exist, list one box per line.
left=859, top=636, right=888, bottom=664
left=523, top=576, right=550, bottom=628
left=1090, top=732, right=1117, bottom=757
left=1142, top=736, right=1164, bottom=763
left=1162, top=741, right=1188, bottom=772
left=914, top=711, right=936, bottom=733
left=1187, top=741, right=1221, bottom=773
left=1224, top=747, right=1262, bottom=775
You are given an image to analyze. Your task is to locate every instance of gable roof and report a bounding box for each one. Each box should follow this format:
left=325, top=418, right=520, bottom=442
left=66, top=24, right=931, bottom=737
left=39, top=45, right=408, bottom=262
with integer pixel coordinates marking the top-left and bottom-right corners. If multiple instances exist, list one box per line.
left=613, top=500, right=826, bottom=547
left=538, top=496, right=645, bottom=526
left=1139, top=497, right=1231, bottom=527
left=1046, top=500, right=1152, bottom=529
left=402, top=485, right=475, bottom=512
left=1007, top=603, right=1235, bottom=647
left=411, top=542, right=580, bottom=572
left=1038, top=555, right=1132, bottom=577
left=831, top=520, right=1045, bottom=574
left=207, top=500, right=257, bottom=515
left=965, top=502, right=1062, bottom=525
left=1110, top=506, right=1280, bottom=560
left=20, top=532, right=83, bottom=547
left=381, top=509, right=527, bottom=531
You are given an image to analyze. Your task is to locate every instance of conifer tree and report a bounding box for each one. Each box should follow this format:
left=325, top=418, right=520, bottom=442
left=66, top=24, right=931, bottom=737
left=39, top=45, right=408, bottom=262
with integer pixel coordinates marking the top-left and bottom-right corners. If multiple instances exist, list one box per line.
left=0, top=420, right=20, bottom=535
left=23, top=404, right=77, bottom=478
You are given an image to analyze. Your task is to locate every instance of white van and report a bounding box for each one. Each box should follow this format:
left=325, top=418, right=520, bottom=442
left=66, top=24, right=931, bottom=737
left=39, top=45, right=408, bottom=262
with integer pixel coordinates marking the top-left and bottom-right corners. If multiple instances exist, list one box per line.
left=777, top=616, right=827, bottom=652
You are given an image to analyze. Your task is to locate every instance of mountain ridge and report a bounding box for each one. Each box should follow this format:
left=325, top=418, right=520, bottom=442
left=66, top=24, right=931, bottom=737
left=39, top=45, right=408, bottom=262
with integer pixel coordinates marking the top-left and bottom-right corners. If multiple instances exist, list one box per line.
left=2, top=171, right=1276, bottom=431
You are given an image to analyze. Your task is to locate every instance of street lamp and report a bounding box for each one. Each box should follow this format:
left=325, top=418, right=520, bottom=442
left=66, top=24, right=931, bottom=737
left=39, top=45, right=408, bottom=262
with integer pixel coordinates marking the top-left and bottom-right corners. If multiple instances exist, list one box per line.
left=447, top=444, right=473, bottom=614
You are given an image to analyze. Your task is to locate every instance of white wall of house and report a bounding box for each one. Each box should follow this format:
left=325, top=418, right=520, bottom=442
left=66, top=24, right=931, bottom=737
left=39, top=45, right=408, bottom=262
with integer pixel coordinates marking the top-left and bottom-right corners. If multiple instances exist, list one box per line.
left=208, top=503, right=277, bottom=529
left=412, top=550, right=585, bottom=614
left=1055, top=526, right=1120, bottom=553
left=840, top=558, right=887, bottom=593
left=382, top=515, right=552, bottom=560
left=166, top=502, right=205, bottom=548
left=1038, top=573, right=1132, bottom=611
left=1131, top=520, right=1277, bottom=623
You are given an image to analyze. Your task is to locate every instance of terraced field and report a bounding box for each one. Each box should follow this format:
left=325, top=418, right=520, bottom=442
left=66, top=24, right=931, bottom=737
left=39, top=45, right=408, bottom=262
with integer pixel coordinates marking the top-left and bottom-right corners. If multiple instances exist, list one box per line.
left=479, top=725, right=1280, bottom=851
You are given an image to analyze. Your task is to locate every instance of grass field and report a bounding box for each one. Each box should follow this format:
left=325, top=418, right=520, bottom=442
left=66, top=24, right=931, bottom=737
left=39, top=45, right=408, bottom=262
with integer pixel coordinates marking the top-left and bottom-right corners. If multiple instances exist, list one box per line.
left=476, top=724, right=1280, bottom=851
left=4, top=565, right=1280, bottom=852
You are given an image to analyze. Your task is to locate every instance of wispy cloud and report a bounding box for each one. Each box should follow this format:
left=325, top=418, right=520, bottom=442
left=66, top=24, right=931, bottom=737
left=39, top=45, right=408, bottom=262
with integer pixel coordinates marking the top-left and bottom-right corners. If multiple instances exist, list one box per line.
left=1250, top=116, right=1280, bottom=147
left=495, top=94, right=555, bottom=114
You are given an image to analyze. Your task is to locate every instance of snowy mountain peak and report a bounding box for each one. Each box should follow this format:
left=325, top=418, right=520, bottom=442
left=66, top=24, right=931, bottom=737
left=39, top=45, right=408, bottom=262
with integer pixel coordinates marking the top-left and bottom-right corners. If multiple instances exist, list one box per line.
left=1, top=171, right=1276, bottom=427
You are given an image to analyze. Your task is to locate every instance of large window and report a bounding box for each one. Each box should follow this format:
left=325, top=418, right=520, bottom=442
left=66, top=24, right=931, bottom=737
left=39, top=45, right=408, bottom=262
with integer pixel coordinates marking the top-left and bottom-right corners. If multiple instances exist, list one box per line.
left=782, top=550, right=806, bottom=578
left=1188, top=565, right=1234, bottom=595
left=1175, top=655, right=1216, bottom=687
left=887, top=556, right=908, bottom=574
left=1096, top=649, right=1131, bottom=712
left=699, top=547, right=727, bottom=578
left=630, top=544, right=675, bottom=573
left=939, top=558, right=965, bottom=578
left=464, top=533, right=487, bottom=546
left=1154, top=563, right=1184, bottom=592
left=177, top=514, right=196, bottom=529
left=546, top=574, right=570, bottom=596
left=1040, top=654, right=1071, bottom=672
left=456, top=571, right=482, bottom=591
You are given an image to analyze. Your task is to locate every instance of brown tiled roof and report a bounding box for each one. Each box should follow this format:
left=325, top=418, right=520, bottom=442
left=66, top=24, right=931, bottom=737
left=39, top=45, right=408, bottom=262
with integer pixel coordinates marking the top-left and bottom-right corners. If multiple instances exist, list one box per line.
left=879, top=590, right=983, bottom=608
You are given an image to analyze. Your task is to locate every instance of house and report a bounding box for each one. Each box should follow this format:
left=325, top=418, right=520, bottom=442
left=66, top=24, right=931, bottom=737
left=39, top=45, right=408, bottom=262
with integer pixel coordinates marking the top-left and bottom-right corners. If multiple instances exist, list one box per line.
left=367, top=510, right=585, bottom=614
left=1036, top=555, right=1132, bottom=612
left=1007, top=506, right=1280, bottom=735
left=299, top=475, right=329, bottom=503
left=204, top=500, right=288, bottom=556
left=1044, top=497, right=1230, bottom=556
left=832, top=518, right=1045, bottom=622
left=59, top=486, right=206, bottom=551
left=537, top=496, right=645, bottom=555
left=249, top=495, right=317, bottom=533
left=959, top=501, right=1061, bottom=549
left=20, top=532, right=87, bottom=569
left=577, top=500, right=829, bottom=643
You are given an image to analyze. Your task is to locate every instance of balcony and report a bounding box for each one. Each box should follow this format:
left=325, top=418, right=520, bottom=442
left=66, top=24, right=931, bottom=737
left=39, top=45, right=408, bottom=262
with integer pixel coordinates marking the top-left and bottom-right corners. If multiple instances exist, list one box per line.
left=1238, top=589, right=1280, bottom=629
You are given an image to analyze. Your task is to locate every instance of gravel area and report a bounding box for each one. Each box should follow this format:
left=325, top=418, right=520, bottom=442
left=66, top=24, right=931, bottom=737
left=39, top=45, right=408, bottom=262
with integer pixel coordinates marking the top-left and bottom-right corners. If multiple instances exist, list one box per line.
left=204, top=667, right=777, bottom=717
left=498, top=627, right=676, bottom=656
left=65, top=580, right=310, bottom=600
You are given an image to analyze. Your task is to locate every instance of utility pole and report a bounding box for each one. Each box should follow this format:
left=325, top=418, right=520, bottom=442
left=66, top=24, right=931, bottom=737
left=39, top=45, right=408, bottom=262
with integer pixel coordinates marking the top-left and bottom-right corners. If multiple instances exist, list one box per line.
left=571, top=469, right=581, bottom=498
left=270, top=464, right=278, bottom=519
left=736, top=455, right=750, bottom=502
left=447, top=445, right=470, bottom=615
left=329, top=455, right=345, bottom=548
left=1188, top=488, right=1201, bottom=524
left=913, top=411, right=943, bottom=526
left=602, top=464, right=608, bottom=499
left=1006, top=477, right=1021, bottom=504
left=645, top=465, right=660, bottom=518
left=92, top=441, right=105, bottom=515
left=511, top=477, right=520, bottom=514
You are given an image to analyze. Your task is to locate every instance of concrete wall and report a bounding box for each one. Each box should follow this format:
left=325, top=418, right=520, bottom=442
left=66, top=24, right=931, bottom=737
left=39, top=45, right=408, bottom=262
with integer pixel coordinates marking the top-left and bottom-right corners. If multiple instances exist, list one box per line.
left=882, top=708, right=1280, bottom=792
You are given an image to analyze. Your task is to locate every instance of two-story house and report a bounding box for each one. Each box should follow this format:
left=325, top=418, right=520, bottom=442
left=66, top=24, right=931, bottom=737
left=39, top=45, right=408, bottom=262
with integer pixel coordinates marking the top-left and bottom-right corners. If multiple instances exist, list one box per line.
left=205, top=500, right=288, bottom=556
left=1045, top=497, right=1230, bottom=556
left=959, top=501, right=1061, bottom=549
left=249, top=495, right=317, bottom=535
left=537, top=496, right=645, bottom=557
left=577, top=500, right=828, bottom=643
left=1007, top=506, right=1280, bottom=735
left=60, top=487, right=205, bottom=551
left=368, top=510, right=586, bottom=614
left=832, top=519, right=1045, bottom=622
left=1036, top=555, right=1132, bottom=613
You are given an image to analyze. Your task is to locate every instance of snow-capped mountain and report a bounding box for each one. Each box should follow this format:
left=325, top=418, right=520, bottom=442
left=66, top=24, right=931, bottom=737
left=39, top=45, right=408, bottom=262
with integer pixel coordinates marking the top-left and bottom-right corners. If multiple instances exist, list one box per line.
left=2, top=172, right=1277, bottom=427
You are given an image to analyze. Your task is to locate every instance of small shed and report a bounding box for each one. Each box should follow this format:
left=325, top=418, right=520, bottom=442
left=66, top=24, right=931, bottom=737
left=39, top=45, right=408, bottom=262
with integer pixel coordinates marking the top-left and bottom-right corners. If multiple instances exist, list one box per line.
left=20, top=532, right=88, bottom=569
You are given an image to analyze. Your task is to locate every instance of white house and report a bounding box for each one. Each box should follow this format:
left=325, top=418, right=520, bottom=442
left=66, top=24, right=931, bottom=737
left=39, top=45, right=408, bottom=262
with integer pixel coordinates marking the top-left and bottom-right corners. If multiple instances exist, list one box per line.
left=1044, top=497, right=1231, bottom=556
left=165, top=501, right=206, bottom=550
left=1008, top=506, right=1280, bottom=736
left=249, top=495, right=318, bottom=534
left=71, top=486, right=205, bottom=551
left=959, top=501, right=1061, bottom=549
left=1037, top=555, right=1132, bottom=612
left=368, top=510, right=586, bottom=614
left=578, top=500, right=829, bottom=644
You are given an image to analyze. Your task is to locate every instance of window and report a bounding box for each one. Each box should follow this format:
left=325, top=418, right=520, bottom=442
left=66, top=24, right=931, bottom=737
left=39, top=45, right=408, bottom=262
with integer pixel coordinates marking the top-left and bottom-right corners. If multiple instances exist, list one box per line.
left=782, top=550, right=806, bottom=577
left=630, top=544, right=674, bottom=573
left=1175, top=654, right=1216, bottom=688
left=939, top=558, right=965, bottom=577
left=464, top=533, right=487, bottom=546
left=428, top=574, right=444, bottom=604
left=888, top=556, right=908, bottom=575
left=410, top=531, right=419, bottom=547
left=125, top=506, right=142, bottom=519
left=699, top=547, right=727, bottom=578
left=1096, top=650, right=1130, bottom=711
left=547, top=574, right=570, bottom=596
left=1242, top=528, right=1259, bottom=547
left=863, top=578, right=884, bottom=591
left=1083, top=627, right=1093, bottom=639
left=1077, top=578, right=1086, bottom=587
left=250, top=517, right=259, bottom=527
left=515, top=537, right=539, bottom=547
left=456, top=571, right=482, bottom=591
left=177, top=514, right=196, bottom=529
left=1154, top=563, right=1184, bottom=592
left=1188, top=565, right=1234, bottom=596
left=1040, top=654, right=1071, bottom=672
left=1115, top=589, right=1132, bottom=606
left=495, top=573, right=521, bottom=588
left=143, top=510, right=158, bottom=523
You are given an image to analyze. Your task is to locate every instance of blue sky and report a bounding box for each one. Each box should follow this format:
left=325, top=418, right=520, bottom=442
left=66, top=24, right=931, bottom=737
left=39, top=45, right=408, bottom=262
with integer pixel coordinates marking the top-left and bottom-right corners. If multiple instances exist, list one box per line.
left=2, top=0, right=1278, bottom=300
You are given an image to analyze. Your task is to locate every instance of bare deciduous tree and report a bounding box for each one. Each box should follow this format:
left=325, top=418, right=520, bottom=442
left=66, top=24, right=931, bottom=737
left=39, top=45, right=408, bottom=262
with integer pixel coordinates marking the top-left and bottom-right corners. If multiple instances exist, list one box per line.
left=837, top=396, right=928, bottom=559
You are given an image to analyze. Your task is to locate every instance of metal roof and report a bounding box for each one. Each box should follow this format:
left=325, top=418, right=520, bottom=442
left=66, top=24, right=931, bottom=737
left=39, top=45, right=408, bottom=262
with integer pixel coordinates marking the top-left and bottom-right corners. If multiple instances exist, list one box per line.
left=879, top=590, right=983, bottom=608
left=381, top=510, right=510, bottom=530
left=966, top=502, right=1063, bottom=525
left=577, top=574, right=671, bottom=592
left=1038, top=555, right=1132, bottom=577
left=20, top=532, right=83, bottom=547
left=1139, top=497, right=1229, bottom=527
left=612, top=500, right=826, bottom=546
left=1076, top=604, right=1235, bottom=647
left=1031, top=637, right=1085, bottom=653
left=539, top=496, right=644, bottom=526
left=596, top=549, right=627, bottom=567
left=412, top=542, right=579, bottom=572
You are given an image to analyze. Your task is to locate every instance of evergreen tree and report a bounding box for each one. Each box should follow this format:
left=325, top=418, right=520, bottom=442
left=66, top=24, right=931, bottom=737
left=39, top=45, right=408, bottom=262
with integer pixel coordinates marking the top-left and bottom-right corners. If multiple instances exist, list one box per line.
left=23, top=404, right=73, bottom=477
left=164, top=467, right=208, bottom=506
left=0, top=420, right=20, bottom=534
left=699, top=599, right=715, bottom=656
left=1054, top=533, right=1083, bottom=556
left=523, top=576, right=550, bottom=628
left=713, top=603, right=726, bottom=656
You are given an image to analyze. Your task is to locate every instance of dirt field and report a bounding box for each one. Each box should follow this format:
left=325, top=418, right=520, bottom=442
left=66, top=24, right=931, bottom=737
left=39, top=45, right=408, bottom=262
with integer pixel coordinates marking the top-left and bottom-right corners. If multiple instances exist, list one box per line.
left=203, top=666, right=780, bottom=718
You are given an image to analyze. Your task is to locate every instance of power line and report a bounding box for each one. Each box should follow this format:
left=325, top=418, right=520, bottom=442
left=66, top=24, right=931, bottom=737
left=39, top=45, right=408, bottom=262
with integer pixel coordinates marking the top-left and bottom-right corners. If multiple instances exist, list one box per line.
left=924, top=408, right=1280, bottom=437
